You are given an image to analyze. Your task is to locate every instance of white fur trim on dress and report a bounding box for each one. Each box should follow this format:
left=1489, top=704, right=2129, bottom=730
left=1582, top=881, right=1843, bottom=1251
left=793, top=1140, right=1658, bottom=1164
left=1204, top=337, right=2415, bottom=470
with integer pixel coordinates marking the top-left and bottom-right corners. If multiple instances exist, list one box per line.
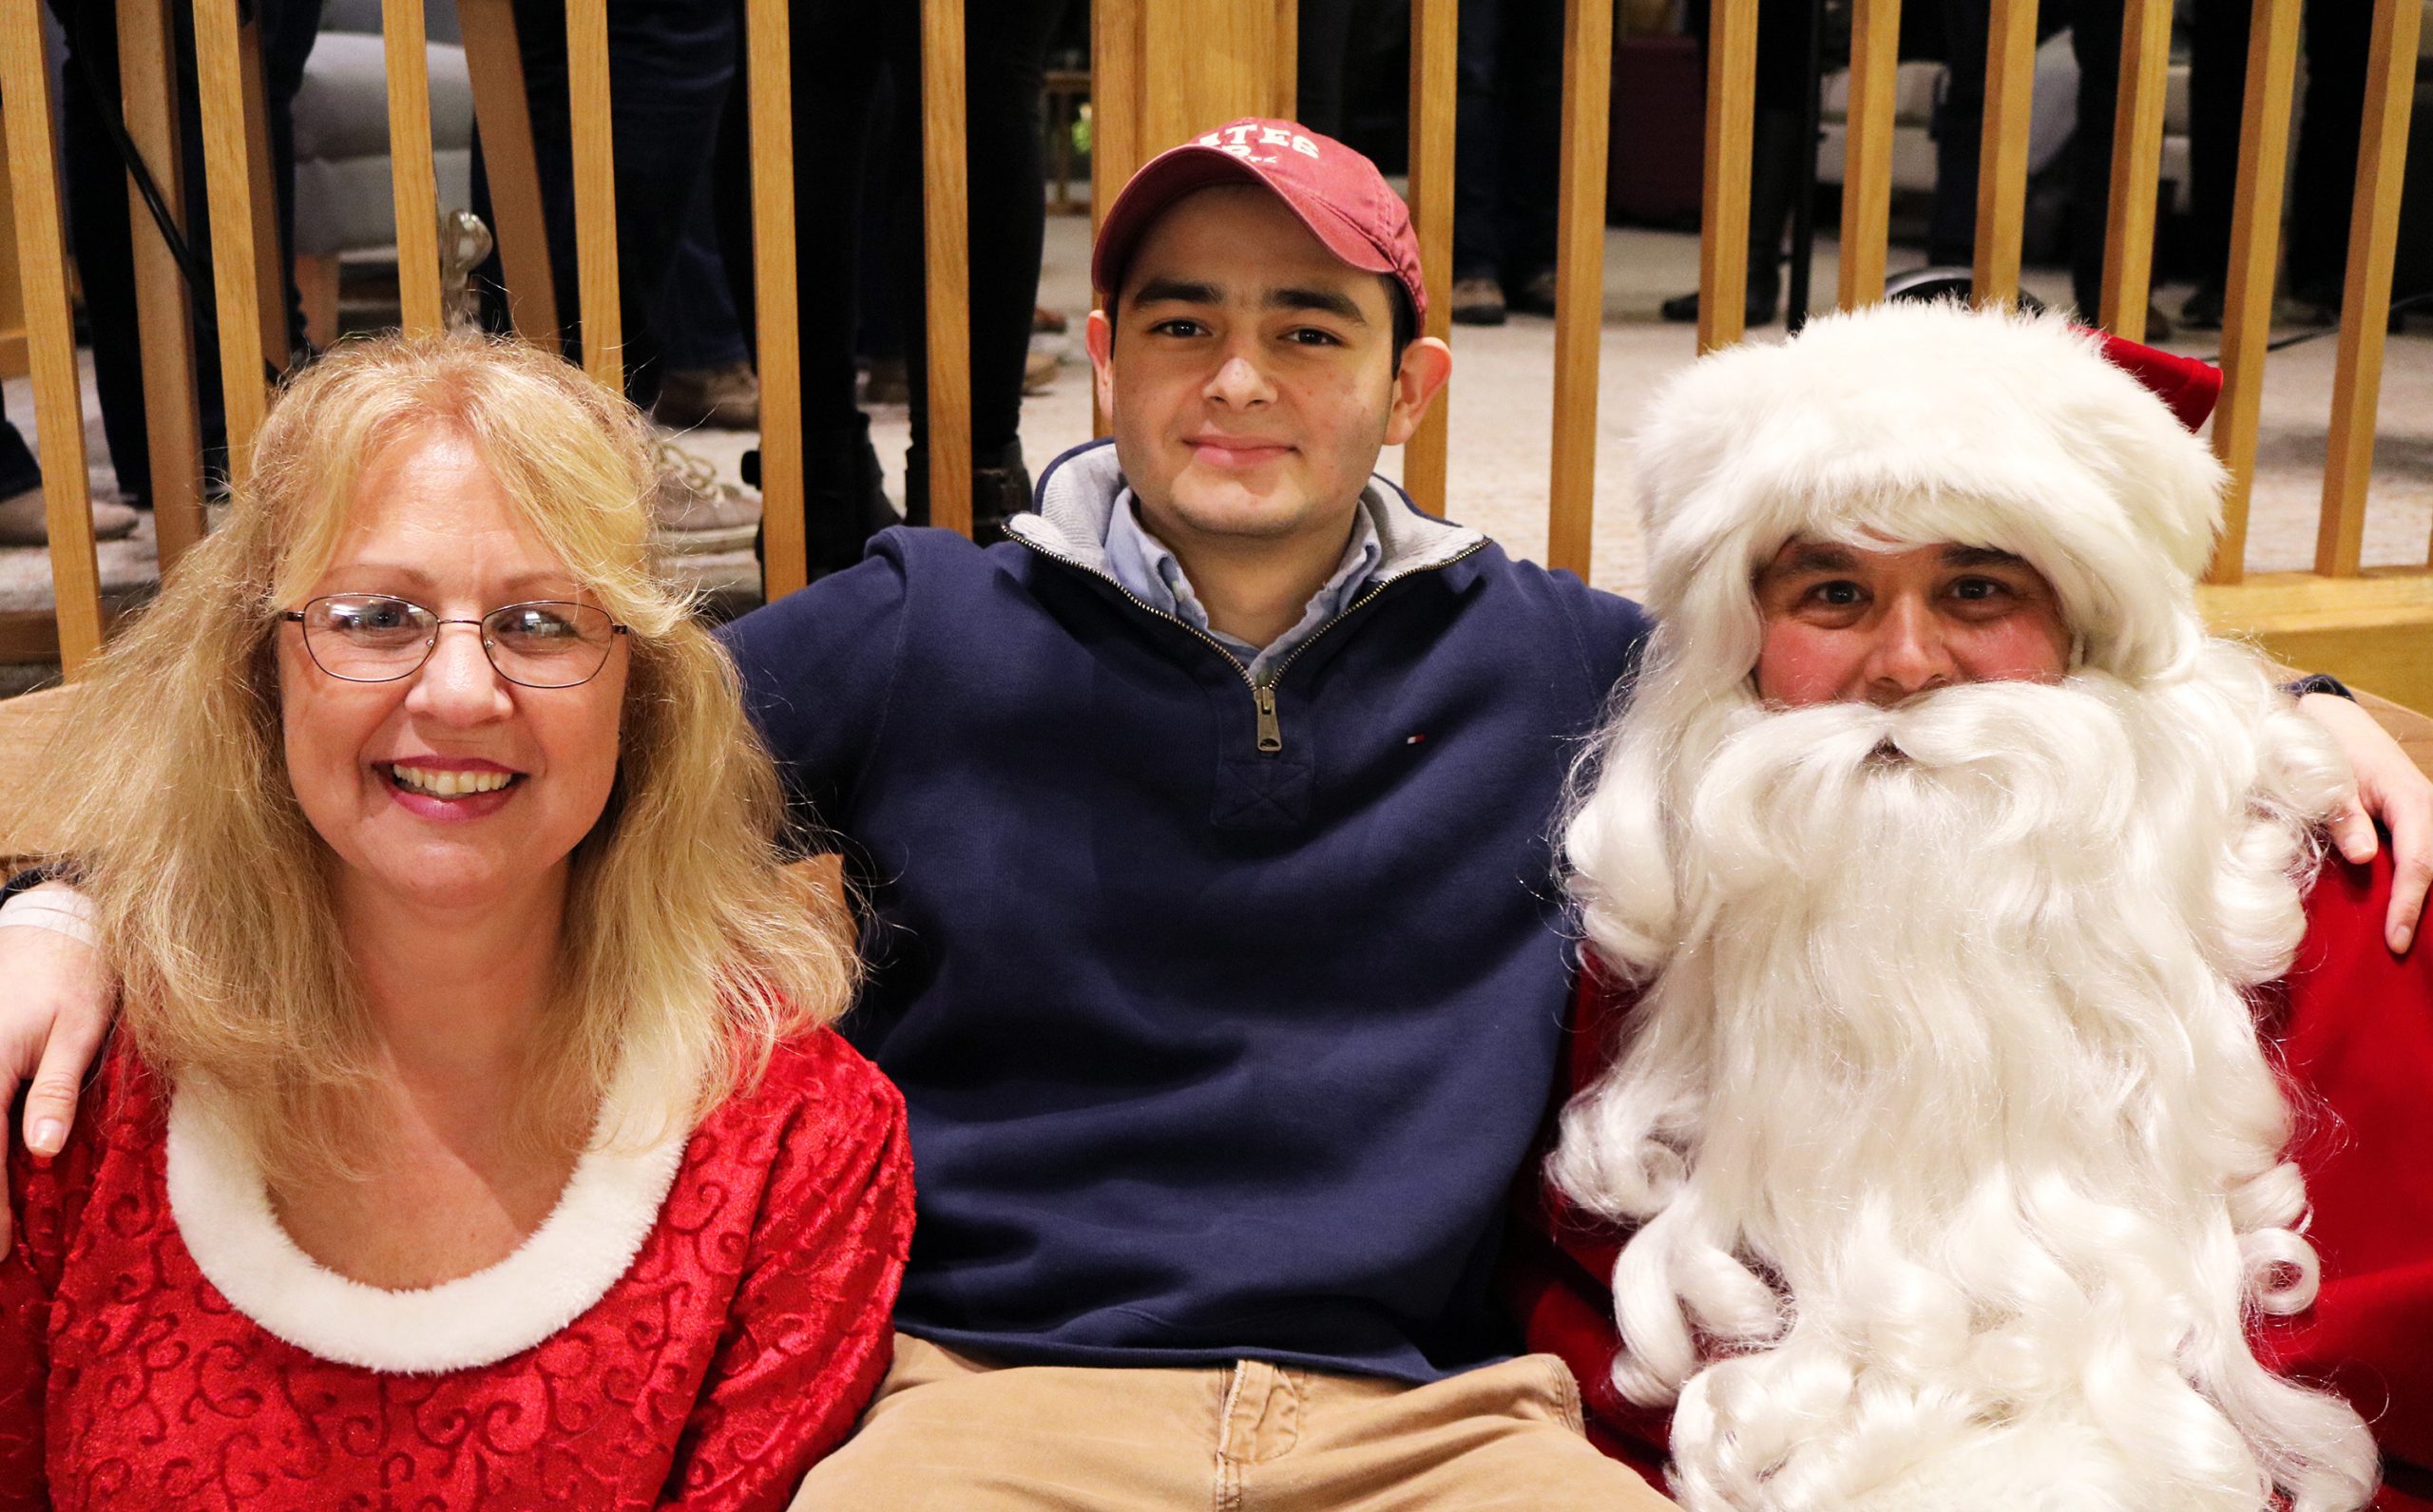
left=166, top=1058, right=688, bottom=1374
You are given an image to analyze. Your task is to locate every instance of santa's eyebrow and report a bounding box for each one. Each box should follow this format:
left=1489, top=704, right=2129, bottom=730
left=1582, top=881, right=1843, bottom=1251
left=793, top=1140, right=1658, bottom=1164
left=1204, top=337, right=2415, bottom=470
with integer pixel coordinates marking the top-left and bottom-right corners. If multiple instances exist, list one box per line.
left=1941, top=545, right=2033, bottom=570
left=1769, top=544, right=1860, bottom=576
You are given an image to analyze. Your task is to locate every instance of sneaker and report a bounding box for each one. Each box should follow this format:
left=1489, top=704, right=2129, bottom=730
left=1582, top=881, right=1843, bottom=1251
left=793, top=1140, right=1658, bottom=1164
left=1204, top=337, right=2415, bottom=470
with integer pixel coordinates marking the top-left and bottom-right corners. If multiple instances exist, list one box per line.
left=1507, top=267, right=1560, bottom=317
left=1024, top=347, right=1061, bottom=395
left=0, top=486, right=139, bottom=548
left=653, top=361, right=759, bottom=431
left=2179, top=282, right=2224, bottom=332
left=1450, top=277, right=1506, bottom=326
left=650, top=441, right=761, bottom=556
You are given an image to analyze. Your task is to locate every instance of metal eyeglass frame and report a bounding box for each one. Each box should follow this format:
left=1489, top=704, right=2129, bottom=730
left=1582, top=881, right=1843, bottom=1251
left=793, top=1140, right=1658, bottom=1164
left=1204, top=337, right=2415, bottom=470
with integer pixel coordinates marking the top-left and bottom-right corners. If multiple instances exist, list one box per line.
left=280, top=594, right=631, bottom=689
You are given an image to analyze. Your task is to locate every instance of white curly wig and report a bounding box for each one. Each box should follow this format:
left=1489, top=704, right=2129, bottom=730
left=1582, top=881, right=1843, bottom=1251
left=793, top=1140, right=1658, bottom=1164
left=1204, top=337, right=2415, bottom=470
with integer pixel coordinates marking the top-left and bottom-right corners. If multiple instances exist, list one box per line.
left=1555, top=302, right=2378, bottom=1512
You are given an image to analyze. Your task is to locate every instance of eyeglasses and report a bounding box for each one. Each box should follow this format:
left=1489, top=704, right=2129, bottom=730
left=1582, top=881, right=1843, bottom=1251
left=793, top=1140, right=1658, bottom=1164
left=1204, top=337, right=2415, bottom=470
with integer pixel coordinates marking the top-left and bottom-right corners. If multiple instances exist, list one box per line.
left=282, top=593, right=629, bottom=689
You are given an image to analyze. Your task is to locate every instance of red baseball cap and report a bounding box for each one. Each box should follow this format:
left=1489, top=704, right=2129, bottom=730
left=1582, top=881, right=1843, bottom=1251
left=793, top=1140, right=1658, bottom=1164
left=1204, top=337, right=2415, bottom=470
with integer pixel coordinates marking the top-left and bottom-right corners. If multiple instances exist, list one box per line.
left=1091, top=119, right=1428, bottom=325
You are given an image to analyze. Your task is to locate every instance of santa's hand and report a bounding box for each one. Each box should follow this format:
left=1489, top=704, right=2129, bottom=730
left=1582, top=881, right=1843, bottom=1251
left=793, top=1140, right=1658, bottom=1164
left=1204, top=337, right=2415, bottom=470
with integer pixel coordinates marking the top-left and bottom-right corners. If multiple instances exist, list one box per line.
left=0, top=888, right=114, bottom=1250
left=2302, top=691, right=2433, bottom=954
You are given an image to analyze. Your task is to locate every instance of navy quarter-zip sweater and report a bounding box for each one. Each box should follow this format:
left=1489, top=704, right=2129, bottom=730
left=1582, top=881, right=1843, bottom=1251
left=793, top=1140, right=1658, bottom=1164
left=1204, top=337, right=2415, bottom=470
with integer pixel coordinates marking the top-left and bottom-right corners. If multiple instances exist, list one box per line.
left=722, top=442, right=1653, bottom=1383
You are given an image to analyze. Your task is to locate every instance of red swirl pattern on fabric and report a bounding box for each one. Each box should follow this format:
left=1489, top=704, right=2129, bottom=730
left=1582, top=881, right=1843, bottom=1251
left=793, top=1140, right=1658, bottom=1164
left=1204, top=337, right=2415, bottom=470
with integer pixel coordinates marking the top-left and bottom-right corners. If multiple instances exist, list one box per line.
left=0, top=1030, right=914, bottom=1511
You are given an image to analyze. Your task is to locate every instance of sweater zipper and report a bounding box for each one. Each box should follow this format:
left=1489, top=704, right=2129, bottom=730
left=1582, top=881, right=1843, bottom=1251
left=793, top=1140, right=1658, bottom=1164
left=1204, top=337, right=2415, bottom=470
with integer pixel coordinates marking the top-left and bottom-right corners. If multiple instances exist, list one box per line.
left=1015, top=530, right=1487, bottom=755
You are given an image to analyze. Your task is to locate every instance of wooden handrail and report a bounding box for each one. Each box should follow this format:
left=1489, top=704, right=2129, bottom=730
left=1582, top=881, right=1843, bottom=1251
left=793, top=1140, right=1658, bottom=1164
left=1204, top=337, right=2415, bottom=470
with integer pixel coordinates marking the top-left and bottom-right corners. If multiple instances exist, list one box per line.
left=194, top=0, right=268, bottom=484
left=750, top=0, right=807, bottom=597
left=2098, top=0, right=2173, bottom=340
left=565, top=0, right=619, bottom=392
left=118, top=0, right=205, bottom=574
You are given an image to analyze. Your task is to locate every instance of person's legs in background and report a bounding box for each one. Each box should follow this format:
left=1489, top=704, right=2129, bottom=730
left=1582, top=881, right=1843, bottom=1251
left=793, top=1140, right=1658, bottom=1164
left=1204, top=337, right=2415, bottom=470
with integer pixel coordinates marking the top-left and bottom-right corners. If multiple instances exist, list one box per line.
left=650, top=216, right=759, bottom=431
left=898, top=0, right=1069, bottom=539
left=1925, top=0, right=1990, bottom=269
left=1662, top=0, right=1808, bottom=326
left=2283, top=0, right=2370, bottom=315
left=503, top=0, right=737, bottom=411
left=2179, top=0, right=2248, bottom=329
left=49, top=0, right=319, bottom=508
left=1489, top=0, right=1565, bottom=316
left=1450, top=0, right=1510, bottom=324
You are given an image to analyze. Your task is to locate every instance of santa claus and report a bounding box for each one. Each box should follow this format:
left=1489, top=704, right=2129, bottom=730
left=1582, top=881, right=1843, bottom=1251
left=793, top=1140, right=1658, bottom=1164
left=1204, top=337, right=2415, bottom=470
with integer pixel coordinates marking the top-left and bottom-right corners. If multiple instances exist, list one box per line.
left=1511, top=302, right=2433, bottom=1512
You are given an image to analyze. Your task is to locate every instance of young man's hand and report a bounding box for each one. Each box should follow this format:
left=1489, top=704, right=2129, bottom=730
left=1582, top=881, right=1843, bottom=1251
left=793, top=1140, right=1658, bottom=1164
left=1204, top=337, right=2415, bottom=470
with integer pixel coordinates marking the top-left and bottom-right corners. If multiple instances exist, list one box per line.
left=2303, top=691, right=2433, bottom=954
left=0, top=893, right=113, bottom=1249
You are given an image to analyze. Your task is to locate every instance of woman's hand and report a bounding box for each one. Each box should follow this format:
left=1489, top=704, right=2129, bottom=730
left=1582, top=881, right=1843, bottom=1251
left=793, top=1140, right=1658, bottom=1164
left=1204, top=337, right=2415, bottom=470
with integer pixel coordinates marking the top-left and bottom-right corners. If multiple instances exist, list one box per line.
left=2303, top=691, right=2433, bottom=954
left=0, top=891, right=113, bottom=1249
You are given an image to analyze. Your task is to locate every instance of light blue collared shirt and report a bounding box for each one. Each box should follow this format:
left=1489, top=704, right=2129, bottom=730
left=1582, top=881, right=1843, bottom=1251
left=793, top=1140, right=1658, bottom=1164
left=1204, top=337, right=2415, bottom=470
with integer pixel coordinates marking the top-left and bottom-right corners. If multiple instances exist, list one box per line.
left=1102, top=489, right=1385, bottom=683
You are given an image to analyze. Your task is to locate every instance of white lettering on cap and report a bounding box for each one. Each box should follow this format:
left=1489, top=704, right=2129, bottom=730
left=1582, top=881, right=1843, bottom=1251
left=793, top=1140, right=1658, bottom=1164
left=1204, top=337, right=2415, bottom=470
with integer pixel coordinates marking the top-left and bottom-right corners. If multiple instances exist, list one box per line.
left=1293, top=135, right=1319, bottom=158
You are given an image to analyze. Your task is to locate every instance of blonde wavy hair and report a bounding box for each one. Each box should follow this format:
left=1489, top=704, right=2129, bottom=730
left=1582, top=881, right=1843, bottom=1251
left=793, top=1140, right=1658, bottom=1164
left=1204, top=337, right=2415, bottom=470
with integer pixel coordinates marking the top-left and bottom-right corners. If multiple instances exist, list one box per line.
left=39, top=331, right=855, bottom=1184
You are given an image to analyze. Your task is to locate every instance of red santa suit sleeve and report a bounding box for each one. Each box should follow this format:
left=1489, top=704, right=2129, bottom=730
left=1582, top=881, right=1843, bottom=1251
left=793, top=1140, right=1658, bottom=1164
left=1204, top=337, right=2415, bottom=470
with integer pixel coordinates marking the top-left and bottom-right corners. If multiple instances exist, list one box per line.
left=0, top=1049, right=119, bottom=1511
left=1507, top=850, right=2433, bottom=1510
left=2262, top=848, right=2433, bottom=1509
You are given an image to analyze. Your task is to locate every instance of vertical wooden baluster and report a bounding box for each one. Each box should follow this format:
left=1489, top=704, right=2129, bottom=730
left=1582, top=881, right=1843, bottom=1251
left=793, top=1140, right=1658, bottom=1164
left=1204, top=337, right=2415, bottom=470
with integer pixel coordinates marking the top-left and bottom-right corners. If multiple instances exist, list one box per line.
left=1403, top=0, right=1456, bottom=517
left=458, top=0, right=559, bottom=349
left=1697, top=0, right=1758, bottom=354
left=749, top=0, right=806, bottom=597
left=565, top=0, right=620, bottom=390
left=1088, top=0, right=1142, bottom=440
left=1835, top=0, right=1901, bottom=308
left=1545, top=0, right=1611, bottom=578
left=193, top=0, right=267, bottom=481
left=0, top=0, right=102, bottom=671
left=1970, top=0, right=2039, bottom=306
left=2207, top=0, right=2302, bottom=585
left=118, top=0, right=204, bottom=571
left=922, top=0, right=972, bottom=536
left=2320, top=0, right=2422, bottom=576
left=384, top=0, right=445, bottom=334
left=2098, top=0, right=2173, bottom=339
left=1274, top=0, right=1299, bottom=117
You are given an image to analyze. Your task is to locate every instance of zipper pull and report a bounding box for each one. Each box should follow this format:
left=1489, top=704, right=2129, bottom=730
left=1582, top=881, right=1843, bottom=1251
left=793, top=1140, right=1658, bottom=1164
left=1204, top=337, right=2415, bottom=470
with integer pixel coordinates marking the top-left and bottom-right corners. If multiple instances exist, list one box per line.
left=1255, top=684, right=1283, bottom=753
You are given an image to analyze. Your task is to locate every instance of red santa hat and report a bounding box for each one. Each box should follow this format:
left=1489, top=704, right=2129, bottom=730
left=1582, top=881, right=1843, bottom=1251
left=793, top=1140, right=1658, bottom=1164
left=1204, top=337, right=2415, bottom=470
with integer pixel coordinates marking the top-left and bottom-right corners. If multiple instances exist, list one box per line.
left=1633, top=301, right=2228, bottom=681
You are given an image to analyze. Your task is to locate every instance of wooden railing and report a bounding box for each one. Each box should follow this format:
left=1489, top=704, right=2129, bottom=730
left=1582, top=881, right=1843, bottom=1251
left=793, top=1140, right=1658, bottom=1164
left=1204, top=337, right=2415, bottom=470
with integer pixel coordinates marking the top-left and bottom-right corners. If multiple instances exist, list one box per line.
left=4, top=1, right=2426, bottom=704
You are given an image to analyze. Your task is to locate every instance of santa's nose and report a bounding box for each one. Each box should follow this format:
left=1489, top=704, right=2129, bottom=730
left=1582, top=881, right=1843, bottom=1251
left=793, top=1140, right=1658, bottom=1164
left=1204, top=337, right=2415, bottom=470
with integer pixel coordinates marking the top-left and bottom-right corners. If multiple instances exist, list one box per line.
left=1864, top=597, right=1958, bottom=706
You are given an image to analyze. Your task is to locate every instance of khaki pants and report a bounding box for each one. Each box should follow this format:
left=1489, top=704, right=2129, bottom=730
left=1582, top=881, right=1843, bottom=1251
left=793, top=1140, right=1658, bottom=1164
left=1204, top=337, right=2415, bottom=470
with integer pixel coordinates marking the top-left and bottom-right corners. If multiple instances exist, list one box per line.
left=790, top=1332, right=1678, bottom=1510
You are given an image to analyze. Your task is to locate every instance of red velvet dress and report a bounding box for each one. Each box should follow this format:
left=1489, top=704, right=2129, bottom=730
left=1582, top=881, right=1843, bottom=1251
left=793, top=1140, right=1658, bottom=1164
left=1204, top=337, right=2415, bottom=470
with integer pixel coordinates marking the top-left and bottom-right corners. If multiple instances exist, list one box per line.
left=1506, top=850, right=2433, bottom=1509
left=0, top=1029, right=915, bottom=1511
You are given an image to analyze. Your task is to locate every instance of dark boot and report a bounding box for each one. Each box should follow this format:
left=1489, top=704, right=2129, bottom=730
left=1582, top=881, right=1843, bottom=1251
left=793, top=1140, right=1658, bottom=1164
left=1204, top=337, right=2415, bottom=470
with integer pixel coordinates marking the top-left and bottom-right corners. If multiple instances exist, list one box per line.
left=1660, top=107, right=1803, bottom=326
left=743, top=413, right=898, bottom=580
left=905, top=438, right=1033, bottom=545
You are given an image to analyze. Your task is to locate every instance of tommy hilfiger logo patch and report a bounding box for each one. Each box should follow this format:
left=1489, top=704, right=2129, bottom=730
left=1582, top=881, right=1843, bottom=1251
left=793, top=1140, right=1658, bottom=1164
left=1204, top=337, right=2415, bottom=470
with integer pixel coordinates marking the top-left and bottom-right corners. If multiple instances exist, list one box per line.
left=1198, top=124, right=1322, bottom=164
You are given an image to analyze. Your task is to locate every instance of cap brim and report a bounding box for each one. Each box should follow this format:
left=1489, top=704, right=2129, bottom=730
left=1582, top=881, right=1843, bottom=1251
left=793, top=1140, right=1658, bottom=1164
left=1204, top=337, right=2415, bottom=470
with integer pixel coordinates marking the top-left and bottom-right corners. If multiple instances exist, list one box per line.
left=1092, top=144, right=1396, bottom=297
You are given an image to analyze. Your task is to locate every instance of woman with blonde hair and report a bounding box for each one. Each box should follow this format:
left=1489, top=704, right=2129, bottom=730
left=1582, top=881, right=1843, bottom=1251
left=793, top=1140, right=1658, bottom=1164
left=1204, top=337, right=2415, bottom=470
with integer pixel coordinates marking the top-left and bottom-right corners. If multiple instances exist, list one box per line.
left=0, top=332, right=912, bottom=1509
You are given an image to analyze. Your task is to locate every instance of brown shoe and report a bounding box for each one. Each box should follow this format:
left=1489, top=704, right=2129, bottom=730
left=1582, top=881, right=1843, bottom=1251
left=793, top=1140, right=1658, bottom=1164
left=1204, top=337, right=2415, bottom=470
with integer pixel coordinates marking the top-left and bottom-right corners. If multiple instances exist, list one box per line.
left=1032, top=304, right=1068, bottom=335
left=1024, top=348, right=1061, bottom=395
left=0, top=487, right=140, bottom=548
left=653, top=362, right=760, bottom=431
left=650, top=441, right=761, bottom=555
left=1450, top=277, right=1506, bottom=326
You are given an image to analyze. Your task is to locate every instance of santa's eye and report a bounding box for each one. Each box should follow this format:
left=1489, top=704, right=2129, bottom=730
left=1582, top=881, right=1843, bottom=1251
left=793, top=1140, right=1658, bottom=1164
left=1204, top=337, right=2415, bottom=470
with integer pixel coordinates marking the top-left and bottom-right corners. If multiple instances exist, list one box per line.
left=1807, top=581, right=1865, bottom=606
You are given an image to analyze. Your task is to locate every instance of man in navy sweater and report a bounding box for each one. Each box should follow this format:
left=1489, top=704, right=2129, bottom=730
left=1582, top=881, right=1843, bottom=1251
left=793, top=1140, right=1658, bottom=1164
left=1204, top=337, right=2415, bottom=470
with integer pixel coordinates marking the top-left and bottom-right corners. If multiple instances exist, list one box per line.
left=4, top=122, right=2425, bottom=1507
left=740, top=119, right=1675, bottom=1505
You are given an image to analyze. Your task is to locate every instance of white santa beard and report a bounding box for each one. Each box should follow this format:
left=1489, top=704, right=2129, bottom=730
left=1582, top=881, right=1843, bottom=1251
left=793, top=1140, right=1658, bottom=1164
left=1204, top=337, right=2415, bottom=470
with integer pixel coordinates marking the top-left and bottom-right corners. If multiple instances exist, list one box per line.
left=1556, top=666, right=2378, bottom=1512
